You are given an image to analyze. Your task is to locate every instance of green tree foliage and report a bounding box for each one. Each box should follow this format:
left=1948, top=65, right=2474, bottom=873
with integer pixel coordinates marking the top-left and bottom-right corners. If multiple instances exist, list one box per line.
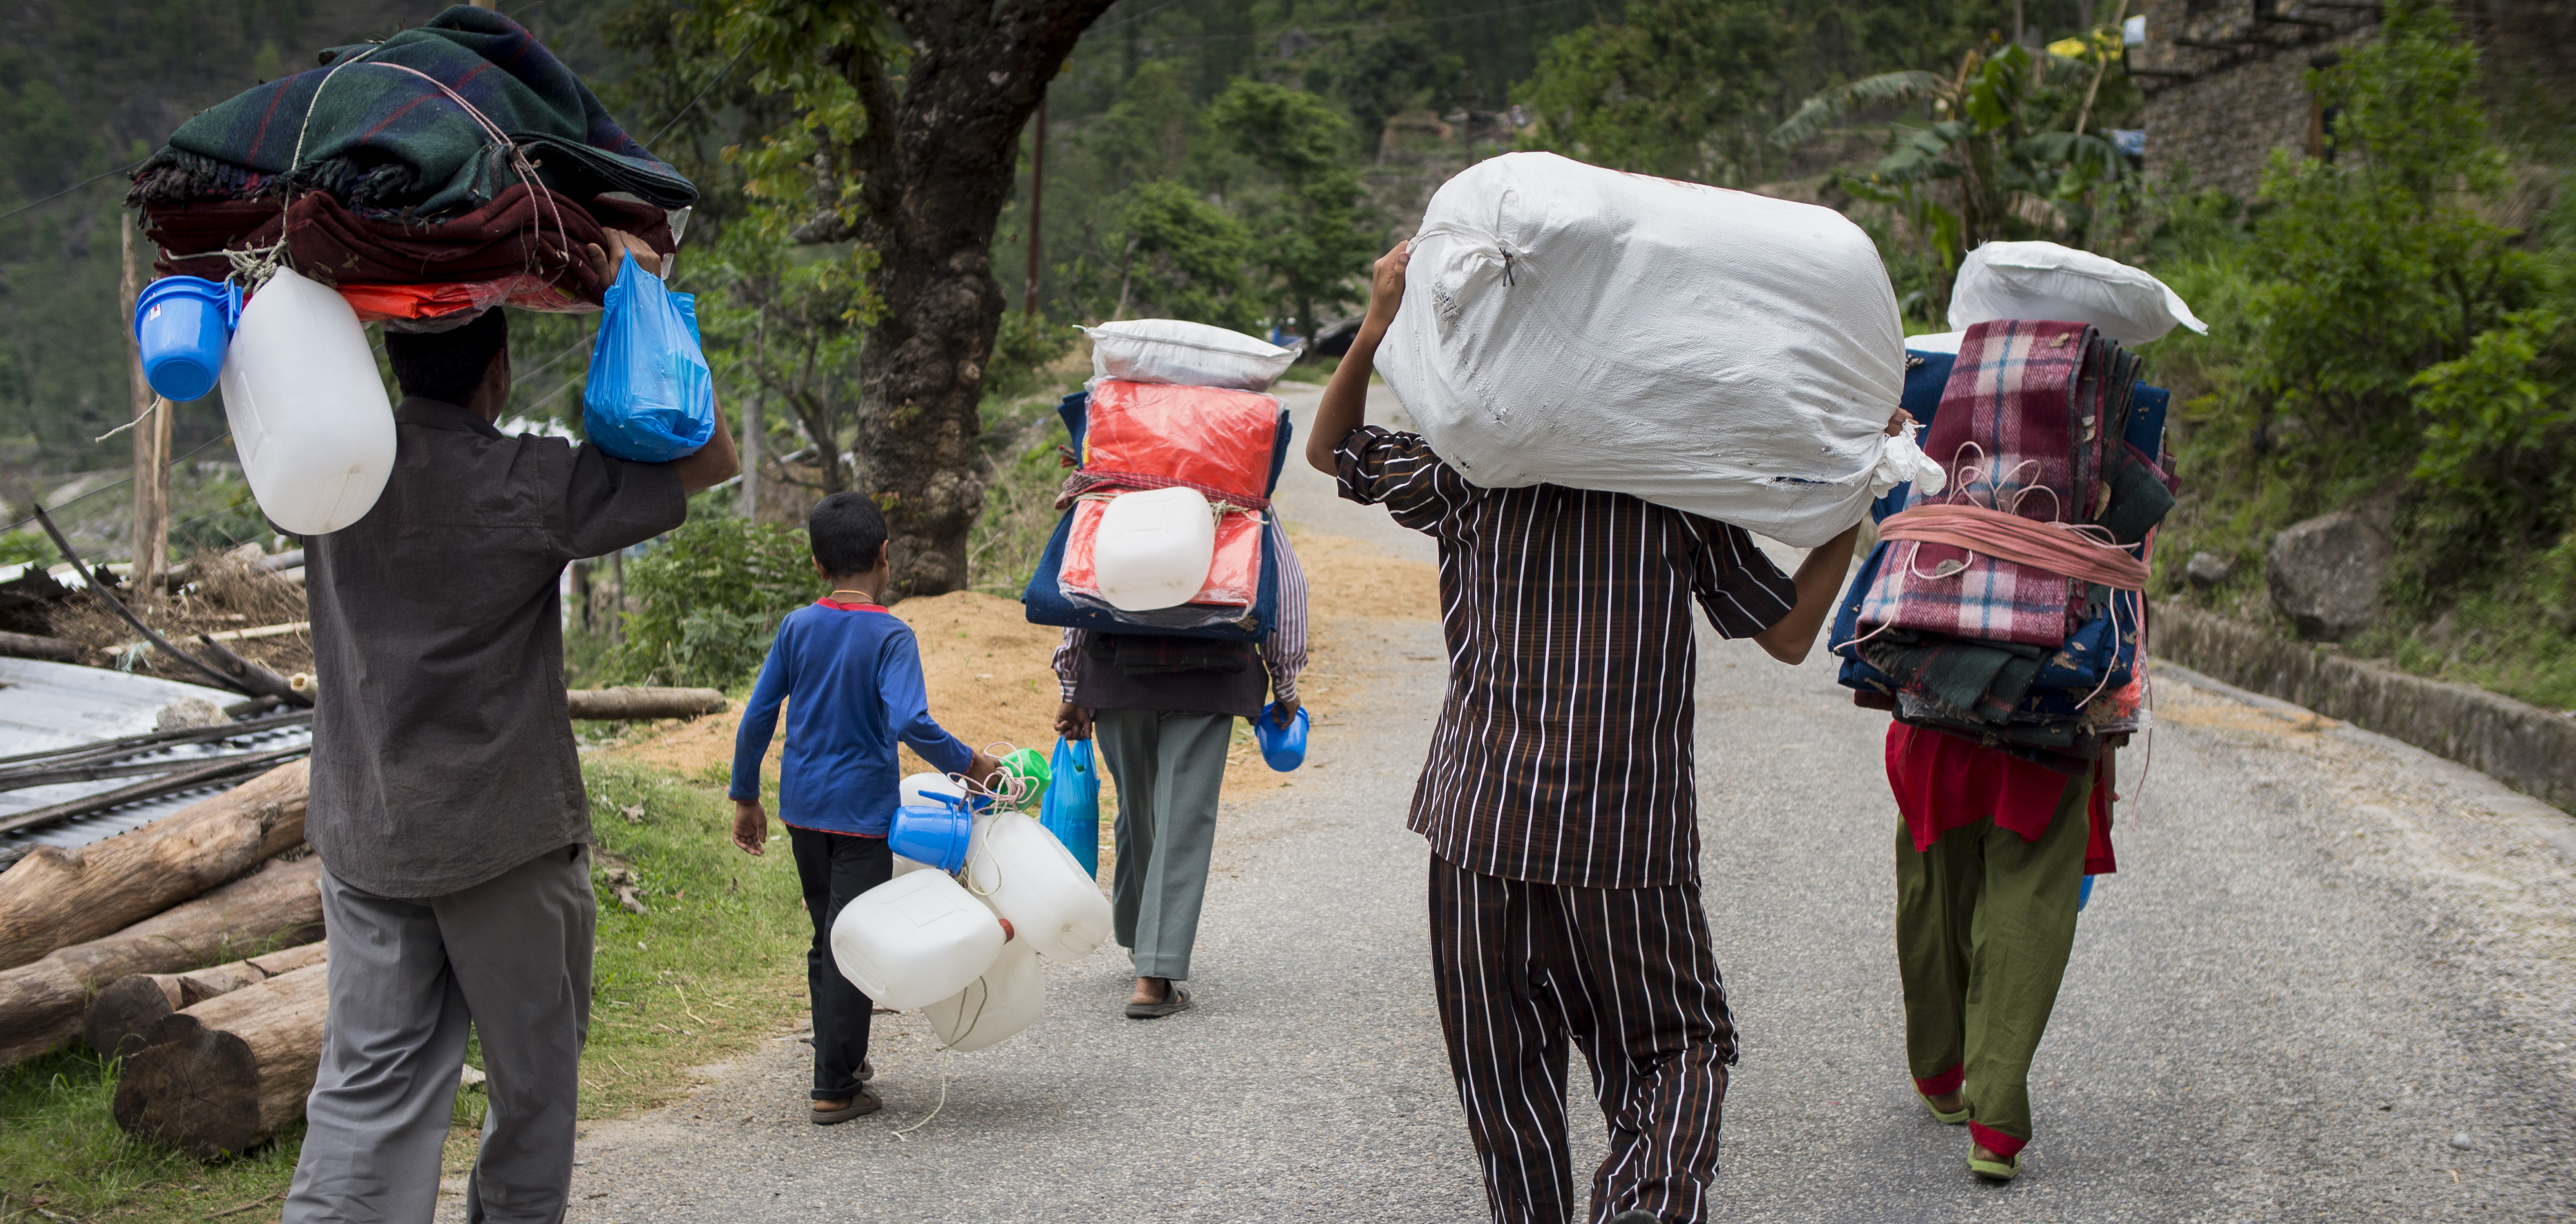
left=1773, top=31, right=2142, bottom=299
left=2248, top=0, right=2529, bottom=466
left=616, top=513, right=822, bottom=689
left=1518, top=0, right=1788, bottom=184
left=1204, top=79, right=1379, bottom=343
left=1068, top=179, right=1259, bottom=329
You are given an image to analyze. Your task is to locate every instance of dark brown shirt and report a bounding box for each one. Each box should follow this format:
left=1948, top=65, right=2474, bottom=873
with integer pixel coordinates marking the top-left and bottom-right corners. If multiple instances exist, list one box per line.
left=305, top=397, right=684, bottom=896
left=1335, top=426, right=1796, bottom=889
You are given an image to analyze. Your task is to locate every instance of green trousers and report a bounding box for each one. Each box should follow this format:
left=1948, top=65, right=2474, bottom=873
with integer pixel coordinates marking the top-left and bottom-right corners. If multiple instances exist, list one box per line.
left=1893, top=768, right=2091, bottom=1149
left=1094, top=708, right=1234, bottom=982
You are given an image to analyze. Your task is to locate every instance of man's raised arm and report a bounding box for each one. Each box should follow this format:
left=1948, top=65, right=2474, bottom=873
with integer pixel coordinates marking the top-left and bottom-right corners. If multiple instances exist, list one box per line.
left=1306, top=241, right=1412, bottom=476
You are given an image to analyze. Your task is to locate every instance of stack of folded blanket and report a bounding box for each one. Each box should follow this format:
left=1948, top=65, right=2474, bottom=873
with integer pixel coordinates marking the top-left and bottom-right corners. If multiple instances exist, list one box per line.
left=1830, top=319, right=2179, bottom=776
left=126, top=5, right=694, bottom=322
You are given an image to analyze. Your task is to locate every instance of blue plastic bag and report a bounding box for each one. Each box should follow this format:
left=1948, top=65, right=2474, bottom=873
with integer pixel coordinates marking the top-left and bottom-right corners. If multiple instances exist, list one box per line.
left=1039, top=737, right=1101, bottom=878
left=582, top=250, right=716, bottom=462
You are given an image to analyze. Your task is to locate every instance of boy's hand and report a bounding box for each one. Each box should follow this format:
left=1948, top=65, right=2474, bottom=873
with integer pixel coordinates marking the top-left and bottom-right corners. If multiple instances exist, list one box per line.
left=731, top=799, right=768, bottom=856
left=966, top=750, right=1005, bottom=790
left=1885, top=407, right=1916, bottom=437
left=1269, top=698, right=1302, bottom=729
left=1055, top=701, right=1093, bottom=741
left=1360, top=240, right=1412, bottom=334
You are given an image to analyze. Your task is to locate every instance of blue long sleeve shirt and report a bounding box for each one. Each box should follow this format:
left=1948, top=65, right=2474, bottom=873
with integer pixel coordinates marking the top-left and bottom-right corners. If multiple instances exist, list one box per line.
left=729, top=600, right=974, bottom=837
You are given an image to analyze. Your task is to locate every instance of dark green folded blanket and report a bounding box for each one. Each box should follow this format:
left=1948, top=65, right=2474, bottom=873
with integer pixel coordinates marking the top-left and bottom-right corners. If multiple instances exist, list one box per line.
left=129, top=5, right=692, bottom=220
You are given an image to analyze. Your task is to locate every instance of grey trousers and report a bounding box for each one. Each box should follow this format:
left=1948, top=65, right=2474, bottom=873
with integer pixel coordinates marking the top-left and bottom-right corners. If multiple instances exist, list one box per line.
left=1095, top=708, right=1233, bottom=981
left=285, top=845, right=594, bottom=1224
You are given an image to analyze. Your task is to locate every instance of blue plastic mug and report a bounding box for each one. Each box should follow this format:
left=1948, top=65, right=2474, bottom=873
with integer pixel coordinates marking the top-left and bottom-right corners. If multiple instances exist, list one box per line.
left=1254, top=702, right=1309, bottom=772
left=889, top=792, right=974, bottom=875
left=133, top=276, right=240, bottom=402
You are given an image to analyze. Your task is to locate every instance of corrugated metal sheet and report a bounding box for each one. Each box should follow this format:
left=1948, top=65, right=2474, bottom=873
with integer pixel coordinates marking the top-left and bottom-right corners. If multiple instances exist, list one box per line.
left=0, top=658, right=310, bottom=861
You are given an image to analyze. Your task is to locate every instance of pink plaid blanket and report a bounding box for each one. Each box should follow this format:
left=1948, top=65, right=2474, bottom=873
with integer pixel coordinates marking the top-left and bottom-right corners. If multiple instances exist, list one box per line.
left=1857, top=320, right=2114, bottom=646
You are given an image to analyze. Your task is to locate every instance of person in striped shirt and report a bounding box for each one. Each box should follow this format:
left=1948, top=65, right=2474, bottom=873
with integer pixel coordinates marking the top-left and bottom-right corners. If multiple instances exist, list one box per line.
left=1310, top=242, right=1878, bottom=1224
left=1050, top=519, right=1308, bottom=1019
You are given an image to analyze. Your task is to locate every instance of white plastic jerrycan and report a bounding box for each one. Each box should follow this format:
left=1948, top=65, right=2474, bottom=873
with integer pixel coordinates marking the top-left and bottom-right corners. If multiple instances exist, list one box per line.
left=828, top=870, right=1005, bottom=1009
left=922, top=936, right=1045, bottom=1052
left=1092, top=486, right=1216, bottom=611
left=217, top=266, right=396, bottom=535
left=963, top=810, right=1112, bottom=961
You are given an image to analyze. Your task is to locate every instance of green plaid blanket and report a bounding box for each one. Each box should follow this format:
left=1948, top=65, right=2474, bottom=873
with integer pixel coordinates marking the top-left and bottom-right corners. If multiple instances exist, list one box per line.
left=129, top=5, right=692, bottom=220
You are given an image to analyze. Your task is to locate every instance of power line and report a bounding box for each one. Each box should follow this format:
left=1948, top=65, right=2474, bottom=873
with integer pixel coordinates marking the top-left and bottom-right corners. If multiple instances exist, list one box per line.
left=4, top=433, right=237, bottom=538
left=645, top=44, right=751, bottom=148
left=0, top=160, right=147, bottom=226
left=1085, top=0, right=1582, bottom=45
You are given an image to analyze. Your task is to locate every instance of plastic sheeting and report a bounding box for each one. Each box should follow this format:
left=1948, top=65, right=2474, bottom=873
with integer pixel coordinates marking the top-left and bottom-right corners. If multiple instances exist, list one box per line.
left=1376, top=151, right=1916, bottom=547
left=1078, top=381, right=1284, bottom=503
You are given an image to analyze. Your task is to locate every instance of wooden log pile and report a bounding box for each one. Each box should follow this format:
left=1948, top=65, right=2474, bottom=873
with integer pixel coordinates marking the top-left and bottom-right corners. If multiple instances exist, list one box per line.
left=0, top=681, right=728, bottom=1155
left=113, top=961, right=330, bottom=1158
left=0, top=855, right=321, bottom=1066
left=85, top=941, right=328, bottom=1059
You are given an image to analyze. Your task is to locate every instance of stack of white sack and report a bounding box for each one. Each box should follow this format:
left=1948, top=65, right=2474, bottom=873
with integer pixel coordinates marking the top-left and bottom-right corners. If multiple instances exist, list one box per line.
left=1375, top=151, right=1940, bottom=548
left=1904, top=240, right=2209, bottom=353
left=1082, top=318, right=1301, bottom=391
left=828, top=773, right=1113, bottom=1053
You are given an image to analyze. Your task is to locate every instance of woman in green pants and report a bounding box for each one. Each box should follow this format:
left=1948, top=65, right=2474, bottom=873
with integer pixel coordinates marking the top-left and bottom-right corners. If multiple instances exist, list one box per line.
left=1885, top=722, right=2116, bottom=1181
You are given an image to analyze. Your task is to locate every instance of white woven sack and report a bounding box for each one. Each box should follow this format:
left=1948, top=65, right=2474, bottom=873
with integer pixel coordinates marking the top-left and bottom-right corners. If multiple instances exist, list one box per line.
left=1083, top=319, right=1301, bottom=391
left=1376, top=152, right=1920, bottom=548
left=1947, top=240, right=2206, bottom=345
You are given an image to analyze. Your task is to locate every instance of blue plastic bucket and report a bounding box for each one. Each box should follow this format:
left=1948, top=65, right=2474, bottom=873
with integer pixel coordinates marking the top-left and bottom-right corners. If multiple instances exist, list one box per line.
left=133, top=277, right=239, bottom=402
left=889, top=793, right=974, bottom=875
left=1254, top=703, right=1309, bottom=772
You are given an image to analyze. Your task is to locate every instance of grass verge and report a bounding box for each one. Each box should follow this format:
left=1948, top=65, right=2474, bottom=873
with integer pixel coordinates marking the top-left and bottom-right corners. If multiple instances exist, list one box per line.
left=0, top=753, right=810, bottom=1223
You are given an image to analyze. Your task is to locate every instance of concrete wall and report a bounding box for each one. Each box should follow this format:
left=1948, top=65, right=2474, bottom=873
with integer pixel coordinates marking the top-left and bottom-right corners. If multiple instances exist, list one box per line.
left=2153, top=601, right=2576, bottom=811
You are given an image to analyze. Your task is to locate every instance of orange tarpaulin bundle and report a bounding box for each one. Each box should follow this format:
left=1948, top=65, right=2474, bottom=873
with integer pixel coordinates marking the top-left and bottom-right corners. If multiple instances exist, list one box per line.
left=1057, top=379, right=1285, bottom=614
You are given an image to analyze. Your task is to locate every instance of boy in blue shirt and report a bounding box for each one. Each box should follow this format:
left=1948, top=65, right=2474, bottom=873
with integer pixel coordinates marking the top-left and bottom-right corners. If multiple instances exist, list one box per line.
left=727, top=493, right=997, bottom=1123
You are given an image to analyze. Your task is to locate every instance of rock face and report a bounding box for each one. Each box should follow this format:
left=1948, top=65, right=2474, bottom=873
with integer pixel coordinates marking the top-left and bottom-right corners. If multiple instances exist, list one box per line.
left=2266, top=511, right=2394, bottom=641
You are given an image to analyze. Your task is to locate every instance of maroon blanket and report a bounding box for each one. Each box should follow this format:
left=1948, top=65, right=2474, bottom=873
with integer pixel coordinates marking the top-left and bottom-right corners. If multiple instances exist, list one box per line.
left=143, top=185, right=673, bottom=306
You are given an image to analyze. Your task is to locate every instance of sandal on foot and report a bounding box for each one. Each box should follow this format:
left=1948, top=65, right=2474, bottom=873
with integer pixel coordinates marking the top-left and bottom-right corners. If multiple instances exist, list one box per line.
left=808, top=1087, right=881, bottom=1125
left=1968, top=1152, right=2019, bottom=1182
left=1916, top=1090, right=1971, bottom=1125
left=1125, top=984, right=1194, bottom=1019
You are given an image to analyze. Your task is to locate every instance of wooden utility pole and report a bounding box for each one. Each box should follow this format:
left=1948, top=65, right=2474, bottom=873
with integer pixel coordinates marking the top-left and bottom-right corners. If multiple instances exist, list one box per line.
left=120, top=223, right=171, bottom=600
left=740, top=390, right=763, bottom=519
left=1025, top=96, right=1046, bottom=316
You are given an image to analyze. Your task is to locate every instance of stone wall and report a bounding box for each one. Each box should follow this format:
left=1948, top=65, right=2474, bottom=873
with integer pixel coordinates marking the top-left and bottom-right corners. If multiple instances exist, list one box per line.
left=2132, top=1, right=2380, bottom=202
left=2133, top=0, right=2576, bottom=202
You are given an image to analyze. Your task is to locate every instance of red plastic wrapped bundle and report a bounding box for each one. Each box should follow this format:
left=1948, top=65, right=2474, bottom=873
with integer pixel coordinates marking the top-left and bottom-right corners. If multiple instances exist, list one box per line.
left=1060, top=497, right=1262, bottom=609
left=1077, top=381, right=1282, bottom=502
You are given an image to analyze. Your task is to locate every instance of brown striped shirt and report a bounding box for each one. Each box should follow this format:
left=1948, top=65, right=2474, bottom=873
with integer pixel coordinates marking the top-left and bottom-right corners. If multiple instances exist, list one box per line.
left=1334, top=426, right=1796, bottom=889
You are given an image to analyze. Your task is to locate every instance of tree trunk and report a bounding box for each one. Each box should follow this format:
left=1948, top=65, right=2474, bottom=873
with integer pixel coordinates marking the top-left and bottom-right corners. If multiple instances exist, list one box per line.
left=113, top=961, right=330, bottom=1158
left=810, top=0, right=1119, bottom=597
left=85, top=941, right=328, bottom=1060
left=0, top=760, right=308, bottom=971
left=0, top=856, right=321, bottom=1068
left=565, top=687, right=730, bottom=720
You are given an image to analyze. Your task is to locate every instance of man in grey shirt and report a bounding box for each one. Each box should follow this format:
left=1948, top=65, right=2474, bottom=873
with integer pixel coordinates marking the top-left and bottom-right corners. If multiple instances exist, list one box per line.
left=285, top=234, right=737, bottom=1224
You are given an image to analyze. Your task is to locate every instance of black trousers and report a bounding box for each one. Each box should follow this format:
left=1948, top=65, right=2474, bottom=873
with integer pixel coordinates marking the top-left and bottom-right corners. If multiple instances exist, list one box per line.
left=790, top=826, right=891, bottom=1101
left=1428, top=855, right=1738, bottom=1224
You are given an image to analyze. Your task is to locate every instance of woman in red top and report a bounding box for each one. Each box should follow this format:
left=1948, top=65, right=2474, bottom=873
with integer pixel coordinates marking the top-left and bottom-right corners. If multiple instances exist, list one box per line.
left=1886, top=722, right=2116, bottom=1181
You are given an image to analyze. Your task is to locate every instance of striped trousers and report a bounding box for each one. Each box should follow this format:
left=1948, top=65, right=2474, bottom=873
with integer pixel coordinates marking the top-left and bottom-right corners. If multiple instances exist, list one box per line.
left=1428, top=855, right=1737, bottom=1224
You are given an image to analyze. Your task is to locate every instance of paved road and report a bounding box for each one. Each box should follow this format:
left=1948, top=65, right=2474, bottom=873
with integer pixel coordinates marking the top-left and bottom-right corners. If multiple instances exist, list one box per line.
left=518, top=387, right=2576, bottom=1222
